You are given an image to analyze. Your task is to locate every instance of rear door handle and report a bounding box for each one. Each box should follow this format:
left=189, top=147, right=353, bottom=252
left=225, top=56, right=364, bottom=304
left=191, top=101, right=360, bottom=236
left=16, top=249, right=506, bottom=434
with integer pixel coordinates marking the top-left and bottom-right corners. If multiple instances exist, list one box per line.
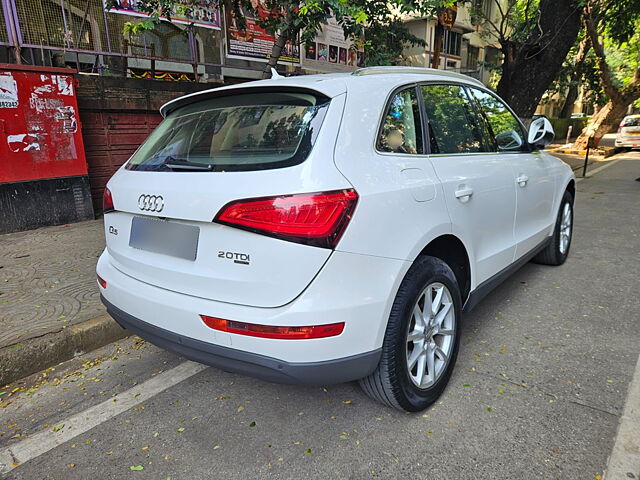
left=454, top=187, right=473, bottom=202
left=516, top=174, right=529, bottom=187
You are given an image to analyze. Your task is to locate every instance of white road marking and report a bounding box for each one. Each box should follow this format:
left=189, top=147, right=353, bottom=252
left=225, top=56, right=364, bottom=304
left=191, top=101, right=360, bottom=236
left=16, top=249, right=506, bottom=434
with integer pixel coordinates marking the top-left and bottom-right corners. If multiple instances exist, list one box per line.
left=576, top=158, right=624, bottom=182
left=0, top=361, right=207, bottom=475
left=605, top=352, right=640, bottom=479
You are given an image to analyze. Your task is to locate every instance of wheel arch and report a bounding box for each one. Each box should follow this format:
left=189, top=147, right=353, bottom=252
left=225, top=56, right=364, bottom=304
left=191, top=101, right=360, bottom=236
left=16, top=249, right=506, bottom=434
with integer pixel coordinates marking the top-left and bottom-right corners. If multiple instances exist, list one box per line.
left=416, top=234, right=472, bottom=303
left=565, top=178, right=576, bottom=201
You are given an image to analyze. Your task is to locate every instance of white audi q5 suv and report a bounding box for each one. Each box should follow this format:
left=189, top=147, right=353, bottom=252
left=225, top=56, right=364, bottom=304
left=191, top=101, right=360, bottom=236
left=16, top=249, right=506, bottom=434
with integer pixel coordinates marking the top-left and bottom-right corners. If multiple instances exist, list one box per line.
left=97, top=67, right=575, bottom=411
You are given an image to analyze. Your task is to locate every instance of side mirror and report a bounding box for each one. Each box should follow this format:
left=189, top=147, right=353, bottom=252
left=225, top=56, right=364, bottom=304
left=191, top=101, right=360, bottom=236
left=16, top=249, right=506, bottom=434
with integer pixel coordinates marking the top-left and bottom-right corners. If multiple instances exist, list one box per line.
left=495, top=129, right=524, bottom=151
left=528, top=117, right=555, bottom=149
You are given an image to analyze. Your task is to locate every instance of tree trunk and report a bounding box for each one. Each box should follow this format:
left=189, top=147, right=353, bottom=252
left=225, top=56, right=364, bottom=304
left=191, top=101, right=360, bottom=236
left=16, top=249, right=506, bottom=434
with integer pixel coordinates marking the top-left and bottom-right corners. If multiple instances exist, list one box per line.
left=573, top=5, right=640, bottom=149
left=431, top=23, right=444, bottom=69
left=573, top=95, right=634, bottom=149
left=559, top=84, right=579, bottom=119
left=263, top=30, right=289, bottom=78
left=559, top=36, right=591, bottom=119
left=496, top=0, right=582, bottom=120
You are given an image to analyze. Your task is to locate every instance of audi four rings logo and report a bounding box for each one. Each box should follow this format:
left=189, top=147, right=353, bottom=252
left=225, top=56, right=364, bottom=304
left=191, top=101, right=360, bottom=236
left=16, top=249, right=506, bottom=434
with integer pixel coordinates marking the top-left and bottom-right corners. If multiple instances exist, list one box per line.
left=138, top=194, right=164, bottom=212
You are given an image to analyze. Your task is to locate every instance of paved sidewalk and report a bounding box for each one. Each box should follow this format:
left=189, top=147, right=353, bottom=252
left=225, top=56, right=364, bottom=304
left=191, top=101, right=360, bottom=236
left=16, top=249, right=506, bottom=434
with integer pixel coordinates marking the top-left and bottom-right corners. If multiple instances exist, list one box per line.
left=0, top=220, right=127, bottom=386
left=0, top=220, right=105, bottom=348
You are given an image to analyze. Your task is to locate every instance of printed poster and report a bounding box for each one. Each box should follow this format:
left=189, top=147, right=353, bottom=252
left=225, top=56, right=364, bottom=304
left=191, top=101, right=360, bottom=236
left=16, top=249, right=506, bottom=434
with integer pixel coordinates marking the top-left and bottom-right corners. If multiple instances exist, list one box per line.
left=302, top=17, right=364, bottom=72
left=225, top=4, right=300, bottom=64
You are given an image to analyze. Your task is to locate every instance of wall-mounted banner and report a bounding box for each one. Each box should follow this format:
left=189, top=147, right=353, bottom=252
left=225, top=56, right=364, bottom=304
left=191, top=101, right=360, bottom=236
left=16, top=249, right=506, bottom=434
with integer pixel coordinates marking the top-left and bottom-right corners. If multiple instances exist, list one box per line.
left=224, top=5, right=300, bottom=64
left=302, top=17, right=364, bottom=73
left=105, top=0, right=221, bottom=30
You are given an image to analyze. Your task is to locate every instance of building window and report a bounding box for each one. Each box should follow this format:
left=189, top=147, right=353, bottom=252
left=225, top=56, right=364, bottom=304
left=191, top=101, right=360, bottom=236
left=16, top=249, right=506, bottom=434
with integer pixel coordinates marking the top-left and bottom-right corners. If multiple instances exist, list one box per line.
left=466, top=45, right=479, bottom=70
left=472, top=0, right=492, bottom=18
left=444, top=31, right=462, bottom=57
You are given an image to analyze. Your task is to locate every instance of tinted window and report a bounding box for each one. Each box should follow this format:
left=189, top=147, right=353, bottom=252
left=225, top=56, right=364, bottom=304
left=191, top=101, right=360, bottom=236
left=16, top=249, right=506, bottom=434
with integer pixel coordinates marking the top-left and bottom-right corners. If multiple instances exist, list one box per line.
left=471, top=88, right=527, bottom=151
left=377, top=88, right=423, bottom=154
left=421, top=85, right=489, bottom=154
left=126, top=92, right=329, bottom=172
left=622, top=117, right=640, bottom=127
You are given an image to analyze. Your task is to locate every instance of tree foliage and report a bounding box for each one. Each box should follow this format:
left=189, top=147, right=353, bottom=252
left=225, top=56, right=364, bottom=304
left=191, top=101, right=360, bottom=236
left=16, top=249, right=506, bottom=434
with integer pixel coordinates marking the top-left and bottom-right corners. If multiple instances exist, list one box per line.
left=572, top=0, right=640, bottom=147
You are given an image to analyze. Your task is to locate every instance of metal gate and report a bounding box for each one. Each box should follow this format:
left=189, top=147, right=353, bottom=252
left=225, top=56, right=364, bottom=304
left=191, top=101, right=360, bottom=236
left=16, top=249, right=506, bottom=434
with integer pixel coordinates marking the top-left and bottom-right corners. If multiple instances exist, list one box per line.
left=81, top=110, right=161, bottom=211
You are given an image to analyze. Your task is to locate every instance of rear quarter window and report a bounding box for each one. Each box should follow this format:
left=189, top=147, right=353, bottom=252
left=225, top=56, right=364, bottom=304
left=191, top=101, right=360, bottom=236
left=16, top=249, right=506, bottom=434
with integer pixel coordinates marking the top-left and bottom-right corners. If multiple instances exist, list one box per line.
left=622, top=117, right=640, bottom=127
left=126, top=91, right=330, bottom=172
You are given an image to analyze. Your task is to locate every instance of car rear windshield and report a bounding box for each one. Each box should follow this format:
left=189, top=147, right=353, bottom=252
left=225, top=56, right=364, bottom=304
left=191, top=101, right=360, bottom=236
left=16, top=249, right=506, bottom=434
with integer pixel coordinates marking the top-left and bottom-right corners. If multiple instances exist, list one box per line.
left=126, top=91, right=330, bottom=172
left=622, top=117, right=640, bottom=127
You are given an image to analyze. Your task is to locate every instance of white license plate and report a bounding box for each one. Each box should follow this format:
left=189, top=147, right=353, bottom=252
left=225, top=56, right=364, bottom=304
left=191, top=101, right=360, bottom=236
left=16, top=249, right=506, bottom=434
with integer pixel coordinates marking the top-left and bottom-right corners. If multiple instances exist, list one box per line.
left=129, top=216, right=199, bottom=261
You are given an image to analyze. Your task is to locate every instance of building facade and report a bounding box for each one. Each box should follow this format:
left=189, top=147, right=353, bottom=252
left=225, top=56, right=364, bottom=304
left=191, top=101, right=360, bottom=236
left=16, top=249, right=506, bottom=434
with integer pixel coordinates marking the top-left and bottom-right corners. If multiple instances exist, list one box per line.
left=401, top=0, right=504, bottom=86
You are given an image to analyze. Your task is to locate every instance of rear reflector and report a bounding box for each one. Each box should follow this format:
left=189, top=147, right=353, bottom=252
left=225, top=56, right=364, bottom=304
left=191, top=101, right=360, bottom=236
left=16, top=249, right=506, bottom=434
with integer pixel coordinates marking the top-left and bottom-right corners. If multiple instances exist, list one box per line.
left=213, top=189, right=358, bottom=249
left=103, top=187, right=114, bottom=213
left=97, top=275, right=107, bottom=289
left=201, top=315, right=345, bottom=340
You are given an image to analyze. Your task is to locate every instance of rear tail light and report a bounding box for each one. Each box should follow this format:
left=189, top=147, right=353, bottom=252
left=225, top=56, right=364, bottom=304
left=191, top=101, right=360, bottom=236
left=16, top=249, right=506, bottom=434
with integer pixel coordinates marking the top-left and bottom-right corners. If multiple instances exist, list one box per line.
left=214, top=189, right=358, bottom=249
left=103, top=187, right=114, bottom=213
left=201, top=315, right=344, bottom=340
left=97, top=275, right=107, bottom=289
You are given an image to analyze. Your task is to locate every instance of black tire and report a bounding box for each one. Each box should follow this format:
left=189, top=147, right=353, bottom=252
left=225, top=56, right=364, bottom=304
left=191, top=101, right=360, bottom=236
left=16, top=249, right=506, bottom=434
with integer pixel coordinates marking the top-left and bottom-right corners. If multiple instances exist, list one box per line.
left=533, top=190, right=574, bottom=266
left=359, top=256, right=461, bottom=412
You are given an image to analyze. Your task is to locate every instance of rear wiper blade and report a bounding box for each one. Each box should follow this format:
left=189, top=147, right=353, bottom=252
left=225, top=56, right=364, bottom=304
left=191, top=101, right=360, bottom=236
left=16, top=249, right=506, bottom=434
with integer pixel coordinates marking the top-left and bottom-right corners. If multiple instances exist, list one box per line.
left=164, top=157, right=213, bottom=171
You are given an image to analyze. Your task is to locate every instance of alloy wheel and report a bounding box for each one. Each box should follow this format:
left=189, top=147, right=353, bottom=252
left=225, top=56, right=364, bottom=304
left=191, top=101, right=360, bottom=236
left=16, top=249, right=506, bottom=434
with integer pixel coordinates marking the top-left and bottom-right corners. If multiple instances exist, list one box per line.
left=559, top=202, right=572, bottom=254
left=405, top=283, right=456, bottom=389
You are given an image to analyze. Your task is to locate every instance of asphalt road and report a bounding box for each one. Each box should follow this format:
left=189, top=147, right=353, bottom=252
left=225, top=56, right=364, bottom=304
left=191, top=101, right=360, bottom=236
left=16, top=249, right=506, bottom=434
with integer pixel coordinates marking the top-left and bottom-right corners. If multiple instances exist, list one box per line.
left=1, top=154, right=639, bottom=480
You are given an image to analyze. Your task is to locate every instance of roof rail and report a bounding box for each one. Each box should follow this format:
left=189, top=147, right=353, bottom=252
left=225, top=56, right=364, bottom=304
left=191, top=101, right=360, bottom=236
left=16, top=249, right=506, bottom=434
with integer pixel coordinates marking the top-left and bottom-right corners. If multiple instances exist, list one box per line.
left=351, top=66, right=484, bottom=86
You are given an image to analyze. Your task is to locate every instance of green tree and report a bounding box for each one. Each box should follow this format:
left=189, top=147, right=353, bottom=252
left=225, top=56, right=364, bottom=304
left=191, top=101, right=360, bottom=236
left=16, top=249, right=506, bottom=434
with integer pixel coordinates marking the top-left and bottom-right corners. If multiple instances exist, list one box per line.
left=469, top=0, right=582, bottom=120
left=573, top=0, right=640, bottom=149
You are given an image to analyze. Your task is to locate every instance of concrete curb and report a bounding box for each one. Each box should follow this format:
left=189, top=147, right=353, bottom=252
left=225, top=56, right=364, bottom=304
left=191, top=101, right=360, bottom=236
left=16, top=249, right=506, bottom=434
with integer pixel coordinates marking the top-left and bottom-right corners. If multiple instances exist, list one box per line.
left=0, top=314, right=130, bottom=387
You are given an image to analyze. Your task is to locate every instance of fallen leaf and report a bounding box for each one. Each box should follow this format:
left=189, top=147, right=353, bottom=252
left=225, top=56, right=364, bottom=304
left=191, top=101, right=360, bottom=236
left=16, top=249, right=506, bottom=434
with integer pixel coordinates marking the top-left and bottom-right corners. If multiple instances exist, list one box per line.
left=130, top=465, right=144, bottom=471
left=342, top=400, right=352, bottom=405
left=305, top=449, right=311, bottom=454
left=249, top=421, right=256, bottom=427
left=213, top=445, right=221, bottom=450
left=486, top=407, right=493, bottom=412
left=237, top=406, right=245, bottom=413
left=141, top=446, right=149, bottom=451
left=52, top=424, right=65, bottom=432
left=177, top=427, right=185, bottom=433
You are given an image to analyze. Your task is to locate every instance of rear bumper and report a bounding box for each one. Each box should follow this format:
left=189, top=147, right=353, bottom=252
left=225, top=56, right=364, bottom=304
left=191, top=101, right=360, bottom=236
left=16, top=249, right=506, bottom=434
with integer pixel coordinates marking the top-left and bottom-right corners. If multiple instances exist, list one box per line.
left=615, top=138, right=640, bottom=147
left=97, top=248, right=410, bottom=382
left=102, top=295, right=381, bottom=384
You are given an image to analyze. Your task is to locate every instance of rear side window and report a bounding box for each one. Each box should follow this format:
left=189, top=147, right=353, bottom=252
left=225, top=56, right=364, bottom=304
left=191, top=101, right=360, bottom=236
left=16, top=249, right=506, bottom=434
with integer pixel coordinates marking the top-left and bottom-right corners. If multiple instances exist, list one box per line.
left=377, top=88, right=423, bottom=154
left=421, top=85, right=489, bottom=154
left=470, top=88, right=527, bottom=152
left=622, top=117, right=640, bottom=127
left=126, top=91, right=330, bottom=172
